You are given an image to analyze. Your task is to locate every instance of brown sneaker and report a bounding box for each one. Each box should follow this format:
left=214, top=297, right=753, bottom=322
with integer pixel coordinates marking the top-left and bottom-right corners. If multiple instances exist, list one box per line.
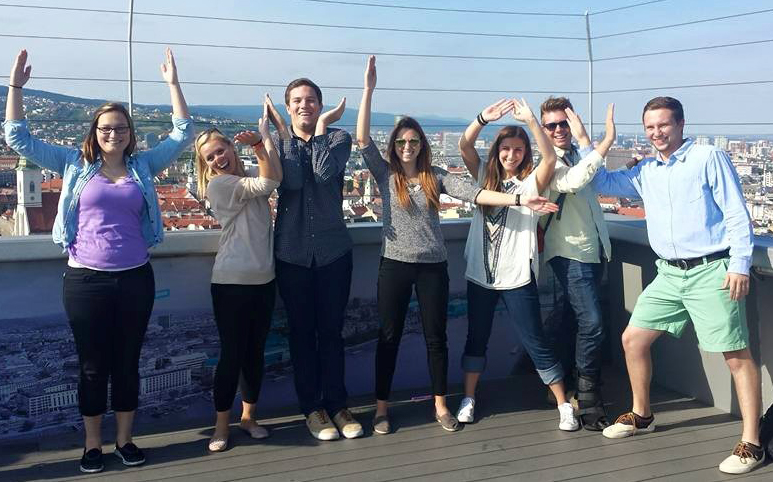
left=602, top=411, right=655, bottom=439
left=435, top=411, right=460, bottom=432
left=719, top=441, right=765, bottom=474
left=332, top=409, right=364, bottom=439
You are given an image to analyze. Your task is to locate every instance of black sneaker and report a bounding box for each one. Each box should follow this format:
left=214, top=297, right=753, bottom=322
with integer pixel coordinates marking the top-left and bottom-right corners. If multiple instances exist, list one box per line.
left=80, top=448, right=104, bottom=473
left=114, top=442, right=146, bottom=466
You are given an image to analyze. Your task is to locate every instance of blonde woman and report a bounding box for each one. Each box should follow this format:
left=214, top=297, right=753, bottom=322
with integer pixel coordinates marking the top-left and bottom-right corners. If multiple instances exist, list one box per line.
left=194, top=97, right=282, bottom=452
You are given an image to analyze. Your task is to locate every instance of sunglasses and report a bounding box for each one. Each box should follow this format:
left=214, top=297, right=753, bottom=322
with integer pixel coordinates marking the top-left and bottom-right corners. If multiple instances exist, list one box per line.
left=395, top=138, right=421, bottom=149
left=542, top=120, right=570, bottom=131
left=96, top=125, right=130, bottom=135
left=196, top=127, right=223, bottom=142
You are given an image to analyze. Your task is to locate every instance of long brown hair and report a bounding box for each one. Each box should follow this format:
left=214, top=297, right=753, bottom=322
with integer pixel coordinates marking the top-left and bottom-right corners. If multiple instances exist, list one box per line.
left=482, top=126, right=533, bottom=213
left=82, top=102, right=137, bottom=163
left=386, top=117, right=440, bottom=211
left=194, top=128, right=246, bottom=197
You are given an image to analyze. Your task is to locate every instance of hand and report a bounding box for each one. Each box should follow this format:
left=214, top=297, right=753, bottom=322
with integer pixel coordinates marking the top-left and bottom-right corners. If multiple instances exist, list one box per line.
left=160, top=48, right=178, bottom=85
left=234, top=130, right=262, bottom=146
left=265, top=93, right=290, bottom=140
left=520, top=195, right=559, bottom=214
left=364, top=55, right=376, bottom=91
left=317, top=97, right=346, bottom=129
left=722, top=272, right=749, bottom=301
left=564, top=107, right=590, bottom=145
left=481, top=98, right=514, bottom=123
left=9, top=49, right=31, bottom=87
left=511, top=97, right=536, bottom=124
left=603, top=103, right=616, bottom=143
left=257, top=100, right=272, bottom=139
left=626, top=154, right=643, bottom=169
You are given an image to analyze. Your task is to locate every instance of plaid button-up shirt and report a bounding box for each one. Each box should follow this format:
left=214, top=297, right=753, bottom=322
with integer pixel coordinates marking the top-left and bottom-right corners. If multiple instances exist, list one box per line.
left=273, top=127, right=353, bottom=267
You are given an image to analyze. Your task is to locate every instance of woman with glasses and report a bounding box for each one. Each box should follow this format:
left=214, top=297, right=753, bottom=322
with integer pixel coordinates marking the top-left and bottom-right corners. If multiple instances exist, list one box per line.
left=356, top=56, right=558, bottom=434
left=3, top=48, right=193, bottom=473
left=455, top=98, right=616, bottom=430
left=193, top=97, right=282, bottom=452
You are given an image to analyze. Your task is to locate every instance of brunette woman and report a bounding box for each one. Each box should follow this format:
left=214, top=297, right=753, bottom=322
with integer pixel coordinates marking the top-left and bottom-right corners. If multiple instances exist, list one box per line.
left=456, top=99, right=616, bottom=429
left=356, top=56, right=557, bottom=434
left=3, top=48, right=193, bottom=473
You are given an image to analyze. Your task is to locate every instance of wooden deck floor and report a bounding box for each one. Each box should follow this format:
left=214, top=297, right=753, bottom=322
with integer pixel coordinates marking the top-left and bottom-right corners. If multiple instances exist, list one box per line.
left=2, top=371, right=771, bottom=482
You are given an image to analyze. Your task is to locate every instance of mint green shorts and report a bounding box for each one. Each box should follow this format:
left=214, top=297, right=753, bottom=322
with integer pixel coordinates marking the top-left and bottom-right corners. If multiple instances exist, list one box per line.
left=629, top=258, right=748, bottom=352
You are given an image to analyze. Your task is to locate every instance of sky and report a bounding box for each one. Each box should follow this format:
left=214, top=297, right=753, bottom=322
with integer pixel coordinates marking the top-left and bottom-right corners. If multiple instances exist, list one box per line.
left=0, top=0, right=771, bottom=135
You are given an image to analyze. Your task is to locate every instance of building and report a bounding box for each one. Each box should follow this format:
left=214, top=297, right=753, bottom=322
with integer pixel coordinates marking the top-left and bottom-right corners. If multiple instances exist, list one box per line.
left=140, top=368, right=191, bottom=397
left=22, top=383, right=78, bottom=418
left=695, top=135, right=711, bottom=146
left=714, top=135, right=729, bottom=151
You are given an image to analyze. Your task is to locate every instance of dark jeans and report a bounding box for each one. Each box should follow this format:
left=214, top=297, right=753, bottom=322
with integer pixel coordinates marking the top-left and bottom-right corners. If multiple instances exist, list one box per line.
left=211, top=281, right=275, bottom=412
left=375, top=257, right=449, bottom=400
left=276, top=252, right=352, bottom=416
left=63, top=262, right=154, bottom=416
left=463, top=278, right=564, bottom=385
left=548, top=256, right=604, bottom=381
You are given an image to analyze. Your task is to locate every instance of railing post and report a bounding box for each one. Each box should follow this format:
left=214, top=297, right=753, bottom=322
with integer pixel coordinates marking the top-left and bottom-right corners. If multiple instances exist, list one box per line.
left=585, top=11, right=593, bottom=140
left=127, top=0, right=135, bottom=116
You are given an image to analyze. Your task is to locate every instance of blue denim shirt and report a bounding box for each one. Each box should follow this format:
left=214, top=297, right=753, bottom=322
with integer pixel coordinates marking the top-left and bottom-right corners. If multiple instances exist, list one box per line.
left=2, top=117, right=194, bottom=249
left=592, top=138, right=753, bottom=274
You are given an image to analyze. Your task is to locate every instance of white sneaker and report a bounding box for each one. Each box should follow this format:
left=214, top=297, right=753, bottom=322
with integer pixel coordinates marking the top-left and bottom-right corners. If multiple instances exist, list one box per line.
left=456, top=397, right=475, bottom=423
left=306, top=409, right=340, bottom=441
left=332, top=409, right=364, bottom=439
left=602, top=412, right=655, bottom=439
left=558, top=402, right=579, bottom=431
left=718, top=441, right=765, bottom=474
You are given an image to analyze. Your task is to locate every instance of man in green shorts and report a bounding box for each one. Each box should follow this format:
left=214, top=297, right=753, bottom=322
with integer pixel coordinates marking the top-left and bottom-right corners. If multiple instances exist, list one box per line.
left=590, top=96, right=763, bottom=474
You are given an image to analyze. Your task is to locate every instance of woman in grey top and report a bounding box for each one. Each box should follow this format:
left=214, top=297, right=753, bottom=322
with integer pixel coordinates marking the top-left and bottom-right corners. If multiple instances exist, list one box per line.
left=356, top=56, right=557, bottom=433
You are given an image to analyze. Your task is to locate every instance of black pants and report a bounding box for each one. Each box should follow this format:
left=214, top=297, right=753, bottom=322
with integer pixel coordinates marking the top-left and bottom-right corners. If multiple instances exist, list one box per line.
left=375, top=257, right=449, bottom=400
left=276, top=252, right=352, bottom=416
left=211, top=281, right=276, bottom=412
left=63, top=263, right=155, bottom=417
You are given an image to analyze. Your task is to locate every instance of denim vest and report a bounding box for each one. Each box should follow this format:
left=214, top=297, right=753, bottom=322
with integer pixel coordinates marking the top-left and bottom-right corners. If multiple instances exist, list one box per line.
left=3, top=117, right=194, bottom=249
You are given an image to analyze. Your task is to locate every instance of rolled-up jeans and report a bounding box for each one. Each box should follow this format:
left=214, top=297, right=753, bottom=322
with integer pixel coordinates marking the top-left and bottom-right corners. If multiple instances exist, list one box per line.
left=462, top=276, right=564, bottom=385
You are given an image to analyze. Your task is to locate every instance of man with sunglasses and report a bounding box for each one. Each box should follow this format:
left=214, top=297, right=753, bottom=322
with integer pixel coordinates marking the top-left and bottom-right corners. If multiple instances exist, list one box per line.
left=539, top=96, right=611, bottom=431
left=264, top=80, right=364, bottom=441
left=592, top=97, right=762, bottom=474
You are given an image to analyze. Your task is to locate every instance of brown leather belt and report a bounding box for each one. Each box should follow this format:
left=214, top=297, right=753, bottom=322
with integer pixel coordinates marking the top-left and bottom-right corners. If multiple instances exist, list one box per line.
left=665, top=249, right=730, bottom=270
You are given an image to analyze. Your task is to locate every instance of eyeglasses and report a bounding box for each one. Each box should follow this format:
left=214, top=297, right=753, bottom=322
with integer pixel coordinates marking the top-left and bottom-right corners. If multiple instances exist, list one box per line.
left=395, top=138, right=421, bottom=149
left=542, top=120, right=570, bottom=131
left=96, top=125, right=130, bottom=135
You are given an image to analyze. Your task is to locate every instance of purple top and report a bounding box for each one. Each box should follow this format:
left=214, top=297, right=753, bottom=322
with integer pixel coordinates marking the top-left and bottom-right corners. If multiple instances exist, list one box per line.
left=68, top=173, right=149, bottom=270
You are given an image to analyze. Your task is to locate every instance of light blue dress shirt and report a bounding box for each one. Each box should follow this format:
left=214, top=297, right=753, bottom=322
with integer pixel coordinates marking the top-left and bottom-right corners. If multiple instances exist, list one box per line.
left=591, top=138, right=753, bottom=275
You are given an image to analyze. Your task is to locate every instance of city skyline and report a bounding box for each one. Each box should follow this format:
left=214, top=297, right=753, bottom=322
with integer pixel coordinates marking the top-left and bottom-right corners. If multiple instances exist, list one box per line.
left=0, top=0, right=770, bottom=134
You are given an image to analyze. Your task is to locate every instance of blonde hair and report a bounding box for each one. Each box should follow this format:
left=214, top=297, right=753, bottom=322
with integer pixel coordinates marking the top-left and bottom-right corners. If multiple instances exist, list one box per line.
left=194, top=128, right=246, bottom=197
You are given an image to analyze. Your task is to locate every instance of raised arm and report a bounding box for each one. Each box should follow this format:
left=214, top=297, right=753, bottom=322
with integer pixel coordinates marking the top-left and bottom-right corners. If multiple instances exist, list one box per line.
left=512, top=98, right=556, bottom=193
left=553, top=104, right=616, bottom=193
left=3, top=50, right=74, bottom=173
left=265, top=93, right=290, bottom=141
left=458, top=99, right=514, bottom=181
left=5, top=49, right=29, bottom=121
left=160, top=48, right=190, bottom=119
left=356, top=55, right=376, bottom=149
left=145, top=49, right=194, bottom=174
left=309, top=95, right=350, bottom=183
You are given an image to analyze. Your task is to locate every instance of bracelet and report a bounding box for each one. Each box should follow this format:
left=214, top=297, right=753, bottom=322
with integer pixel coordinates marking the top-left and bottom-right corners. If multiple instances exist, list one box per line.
left=8, top=84, right=21, bottom=89
left=476, top=112, right=489, bottom=126
left=251, top=139, right=264, bottom=149
left=514, top=193, right=521, bottom=206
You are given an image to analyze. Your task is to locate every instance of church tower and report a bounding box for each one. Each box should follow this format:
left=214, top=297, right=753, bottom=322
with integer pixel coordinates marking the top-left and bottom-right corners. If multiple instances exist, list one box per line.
left=14, top=156, right=42, bottom=236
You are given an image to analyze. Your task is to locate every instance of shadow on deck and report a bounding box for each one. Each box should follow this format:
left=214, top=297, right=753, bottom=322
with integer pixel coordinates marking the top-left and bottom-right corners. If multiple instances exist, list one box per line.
left=1, top=370, right=771, bottom=482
